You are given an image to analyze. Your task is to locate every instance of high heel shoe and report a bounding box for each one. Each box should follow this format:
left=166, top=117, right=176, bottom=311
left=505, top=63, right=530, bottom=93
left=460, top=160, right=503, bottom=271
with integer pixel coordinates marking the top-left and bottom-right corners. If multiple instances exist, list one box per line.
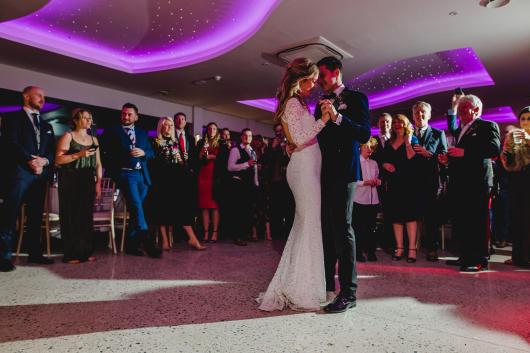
left=210, top=230, right=218, bottom=243
left=406, top=248, right=417, bottom=263
left=188, top=240, right=206, bottom=251
left=392, top=248, right=404, bottom=261
left=203, top=232, right=209, bottom=243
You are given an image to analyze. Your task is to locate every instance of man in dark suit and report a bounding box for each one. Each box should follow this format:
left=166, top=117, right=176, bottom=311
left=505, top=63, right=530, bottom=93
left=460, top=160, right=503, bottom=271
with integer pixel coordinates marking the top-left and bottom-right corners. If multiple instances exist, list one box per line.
left=0, top=86, right=56, bottom=271
left=173, top=112, right=202, bottom=242
left=439, top=94, right=500, bottom=272
left=315, top=56, right=371, bottom=312
left=411, top=101, right=448, bottom=261
left=371, top=113, right=394, bottom=253
left=102, top=103, right=159, bottom=258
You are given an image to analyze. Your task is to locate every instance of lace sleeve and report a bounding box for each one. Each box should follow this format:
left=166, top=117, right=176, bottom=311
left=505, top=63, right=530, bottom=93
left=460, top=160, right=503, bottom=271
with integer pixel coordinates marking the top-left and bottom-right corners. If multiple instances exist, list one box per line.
left=282, top=98, right=325, bottom=146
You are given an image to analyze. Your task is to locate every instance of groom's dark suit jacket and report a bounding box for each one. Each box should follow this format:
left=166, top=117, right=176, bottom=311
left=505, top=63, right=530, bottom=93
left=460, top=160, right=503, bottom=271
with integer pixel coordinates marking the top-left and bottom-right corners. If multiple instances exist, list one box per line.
left=315, top=88, right=371, bottom=182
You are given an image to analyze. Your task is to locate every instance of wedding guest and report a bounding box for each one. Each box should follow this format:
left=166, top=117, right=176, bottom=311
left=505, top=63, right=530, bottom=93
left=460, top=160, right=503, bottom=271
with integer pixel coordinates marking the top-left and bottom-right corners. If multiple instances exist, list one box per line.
left=0, top=86, right=56, bottom=271
left=372, top=113, right=392, bottom=164
left=353, top=138, right=381, bottom=262
left=55, top=109, right=102, bottom=263
left=102, top=103, right=160, bottom=258
left=372, top=113, right=394, bottom=252
left=440, top=94, right=501, bottom=272
left=251, top=135, right=272, bottom=241
left=214, top=127, right=233, bottom=240
left=146, top=117, right=205, bottom=250
left=197, top=122, right=221, bottom=243
left=382, top=114, right=420, bottom=263
left=267, top=123, right=294, bottom=240
left=500, top=106, right=530, bottom=268
left=226, top=128, right=259, bottom=246
left=173, top=112, right=205, bottom=250
left=411, top=101, right=448, bottom=261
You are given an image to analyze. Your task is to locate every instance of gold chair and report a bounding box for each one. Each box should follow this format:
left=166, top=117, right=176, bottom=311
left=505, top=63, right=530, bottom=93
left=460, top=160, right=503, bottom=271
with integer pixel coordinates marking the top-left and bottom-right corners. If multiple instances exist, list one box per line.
left=93, top=178, right=118, bottom=254
left=16, top=184, right=56, bottom=257
left=113, top=190, right=129, bottom=253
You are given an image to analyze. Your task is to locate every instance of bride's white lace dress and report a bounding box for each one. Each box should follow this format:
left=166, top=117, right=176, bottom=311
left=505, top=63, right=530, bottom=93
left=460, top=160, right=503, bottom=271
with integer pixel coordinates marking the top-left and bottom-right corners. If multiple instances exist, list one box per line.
left=258, top=97, right=326, bottom=311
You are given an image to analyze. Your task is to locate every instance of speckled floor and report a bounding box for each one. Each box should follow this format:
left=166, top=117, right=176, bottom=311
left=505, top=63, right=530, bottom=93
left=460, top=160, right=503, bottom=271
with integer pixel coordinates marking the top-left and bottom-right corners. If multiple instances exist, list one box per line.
left=1, top=241, right=529, bottom=353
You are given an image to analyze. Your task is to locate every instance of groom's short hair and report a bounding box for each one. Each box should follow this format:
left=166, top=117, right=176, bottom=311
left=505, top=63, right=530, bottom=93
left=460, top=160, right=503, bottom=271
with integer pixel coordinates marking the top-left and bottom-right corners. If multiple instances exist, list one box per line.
left=317, top=56, right=343, bottom=72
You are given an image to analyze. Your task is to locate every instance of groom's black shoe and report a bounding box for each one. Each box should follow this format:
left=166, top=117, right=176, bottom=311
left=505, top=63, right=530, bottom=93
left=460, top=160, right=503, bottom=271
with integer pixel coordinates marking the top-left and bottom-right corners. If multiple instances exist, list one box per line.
left=324, top=295, right=356, bottom=313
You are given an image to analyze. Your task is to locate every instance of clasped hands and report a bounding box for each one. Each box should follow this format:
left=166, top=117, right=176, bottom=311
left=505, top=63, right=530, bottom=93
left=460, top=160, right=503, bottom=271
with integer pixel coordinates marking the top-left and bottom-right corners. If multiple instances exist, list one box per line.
left=364, top=178, right=381, bottom=187
left=27, top=155, right=47, bottom=175
left=319, top=99, right=338, bottom=123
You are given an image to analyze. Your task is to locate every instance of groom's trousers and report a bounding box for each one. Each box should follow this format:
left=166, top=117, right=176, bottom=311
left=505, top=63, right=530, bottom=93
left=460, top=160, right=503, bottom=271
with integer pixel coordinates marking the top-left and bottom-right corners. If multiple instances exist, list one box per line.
left=322, top=179, right=358, bottom=299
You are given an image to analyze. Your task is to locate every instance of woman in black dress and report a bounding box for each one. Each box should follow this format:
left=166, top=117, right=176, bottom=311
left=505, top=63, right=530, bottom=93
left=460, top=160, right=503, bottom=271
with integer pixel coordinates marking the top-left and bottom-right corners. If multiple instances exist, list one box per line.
left=55, top=109, right=102, bottom=264
left=382, top=114, right=420, bottom=262
left=146, top=117, right=205, bottom=250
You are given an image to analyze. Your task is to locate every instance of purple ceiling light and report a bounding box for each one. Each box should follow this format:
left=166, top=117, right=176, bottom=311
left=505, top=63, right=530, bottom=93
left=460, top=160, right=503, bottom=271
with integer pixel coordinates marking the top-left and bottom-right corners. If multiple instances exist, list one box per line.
left=0, top=102, right=60, bottom=114
left=0, top=0, right=282, bottom=73
left=239, top=47, right=494, bottom=111
left=349, top=47, right=494, bottom=109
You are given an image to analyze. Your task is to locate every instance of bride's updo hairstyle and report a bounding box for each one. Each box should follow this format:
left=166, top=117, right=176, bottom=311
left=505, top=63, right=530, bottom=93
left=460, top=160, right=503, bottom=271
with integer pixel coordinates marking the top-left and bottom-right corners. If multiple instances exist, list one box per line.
left=275, top=58, right=318, bottom=122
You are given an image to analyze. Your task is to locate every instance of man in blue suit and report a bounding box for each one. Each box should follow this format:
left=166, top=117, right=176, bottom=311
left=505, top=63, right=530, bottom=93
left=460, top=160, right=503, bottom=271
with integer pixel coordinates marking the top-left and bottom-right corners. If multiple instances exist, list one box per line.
left=411, top=101, right=448, bottom=261
left=315, top=57, right=371, bottom=312
left=0, top=86, right=56, bottom=271
left=102, top=103, right=160, bottom=258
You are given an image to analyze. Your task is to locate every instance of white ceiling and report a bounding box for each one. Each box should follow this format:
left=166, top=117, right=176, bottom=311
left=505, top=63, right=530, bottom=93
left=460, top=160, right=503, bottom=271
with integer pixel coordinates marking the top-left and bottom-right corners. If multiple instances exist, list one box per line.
left=0, top=0, right=529, bottom=125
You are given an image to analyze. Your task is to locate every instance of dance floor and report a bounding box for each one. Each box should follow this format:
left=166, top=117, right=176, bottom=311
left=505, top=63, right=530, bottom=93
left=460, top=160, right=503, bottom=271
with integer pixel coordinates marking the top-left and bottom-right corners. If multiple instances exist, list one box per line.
left=1, top=241, right=529, bottom=353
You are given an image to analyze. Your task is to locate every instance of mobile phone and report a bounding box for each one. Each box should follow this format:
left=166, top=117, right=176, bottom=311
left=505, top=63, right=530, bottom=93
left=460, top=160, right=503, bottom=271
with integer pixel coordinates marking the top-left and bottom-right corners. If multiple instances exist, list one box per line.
left=454, top=87, right=464, bottom=95
left=89, top=144, right=99, bottom=151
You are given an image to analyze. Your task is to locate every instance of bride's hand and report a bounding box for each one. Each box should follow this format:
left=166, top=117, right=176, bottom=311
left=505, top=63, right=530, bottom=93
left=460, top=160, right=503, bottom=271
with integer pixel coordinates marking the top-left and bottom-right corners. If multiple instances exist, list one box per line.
left=320, top=104, right=332, bottom=123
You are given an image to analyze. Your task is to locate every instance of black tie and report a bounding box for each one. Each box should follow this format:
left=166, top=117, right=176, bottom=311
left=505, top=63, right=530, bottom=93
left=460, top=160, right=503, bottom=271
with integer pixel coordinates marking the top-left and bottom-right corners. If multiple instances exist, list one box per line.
left=31, top=113, right=40, bottom=130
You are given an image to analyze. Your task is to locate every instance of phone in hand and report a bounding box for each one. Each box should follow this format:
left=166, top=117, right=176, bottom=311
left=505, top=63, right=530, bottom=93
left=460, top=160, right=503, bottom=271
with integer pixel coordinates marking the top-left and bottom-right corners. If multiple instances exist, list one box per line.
left=89, top=144, right=99, bottom=152
left=454, top=87, right=465, bottom=96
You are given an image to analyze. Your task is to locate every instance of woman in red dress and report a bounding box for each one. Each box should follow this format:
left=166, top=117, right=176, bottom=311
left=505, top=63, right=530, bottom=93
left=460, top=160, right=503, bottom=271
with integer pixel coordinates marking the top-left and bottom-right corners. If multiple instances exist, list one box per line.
left=198, top=122, right=221, bottom=242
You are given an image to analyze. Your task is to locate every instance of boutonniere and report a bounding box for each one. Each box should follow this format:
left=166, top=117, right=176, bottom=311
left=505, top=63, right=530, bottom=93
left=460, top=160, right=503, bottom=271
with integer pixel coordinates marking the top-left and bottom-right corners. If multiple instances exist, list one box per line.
left=46, top=130, right=52, bottom=134
left=336, top=94, right=347, bottom=110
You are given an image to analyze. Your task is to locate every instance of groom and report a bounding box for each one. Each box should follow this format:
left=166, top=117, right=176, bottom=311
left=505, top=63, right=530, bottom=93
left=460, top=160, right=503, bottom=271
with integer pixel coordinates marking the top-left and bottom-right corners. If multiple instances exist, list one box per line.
left=315, top=56, right=371, bottom=313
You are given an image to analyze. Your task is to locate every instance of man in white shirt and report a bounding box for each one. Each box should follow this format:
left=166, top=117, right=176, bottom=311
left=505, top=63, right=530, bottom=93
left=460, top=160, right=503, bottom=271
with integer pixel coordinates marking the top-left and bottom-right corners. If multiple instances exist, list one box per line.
left=226, top=128, right=258, bottom=246
left=353, top=138, right=381, bottom=262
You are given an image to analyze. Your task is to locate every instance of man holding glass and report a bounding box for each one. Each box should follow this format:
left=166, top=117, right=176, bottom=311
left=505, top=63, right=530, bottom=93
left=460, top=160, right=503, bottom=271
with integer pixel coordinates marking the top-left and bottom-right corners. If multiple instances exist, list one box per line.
left=102, top=103, right=159, bottom=258
left=439, top=94, right=501, bottom=272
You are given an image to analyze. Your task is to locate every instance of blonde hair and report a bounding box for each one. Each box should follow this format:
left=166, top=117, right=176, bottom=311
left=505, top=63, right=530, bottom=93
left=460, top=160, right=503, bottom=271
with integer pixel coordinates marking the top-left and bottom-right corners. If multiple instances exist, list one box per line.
left=275, top=58, right=318, bottom=121
left=390, top=114, right=414, bottom=141
left=71, top=108, right=93, bottom=130
left=203, top=122, right=220, bottom=148
left=275, top=58, right=318, bottom=146
left=362, top=137, right=379, bottom=151
left=156, top=116, right=175, bottom=141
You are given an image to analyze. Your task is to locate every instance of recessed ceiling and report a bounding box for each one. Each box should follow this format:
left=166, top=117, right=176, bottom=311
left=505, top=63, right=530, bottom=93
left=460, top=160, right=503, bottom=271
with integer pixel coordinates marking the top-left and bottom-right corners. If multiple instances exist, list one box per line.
left=0, top=0, right=281, bottom=73
left=0, top=0, right=529, bottom=126
left=239, top=47, right=494, bottom=112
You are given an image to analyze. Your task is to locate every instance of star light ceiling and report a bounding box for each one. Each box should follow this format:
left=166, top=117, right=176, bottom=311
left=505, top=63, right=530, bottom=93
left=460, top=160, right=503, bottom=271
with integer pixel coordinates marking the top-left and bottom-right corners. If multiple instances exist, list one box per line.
left=238, top=47, right=495, bottom=112
left=0, top=0, right=282, bottom=73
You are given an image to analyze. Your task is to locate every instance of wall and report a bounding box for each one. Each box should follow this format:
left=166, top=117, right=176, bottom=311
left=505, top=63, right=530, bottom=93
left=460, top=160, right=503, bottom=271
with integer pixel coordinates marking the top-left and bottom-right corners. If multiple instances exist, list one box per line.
left=0, top=62, right=272, bottom=135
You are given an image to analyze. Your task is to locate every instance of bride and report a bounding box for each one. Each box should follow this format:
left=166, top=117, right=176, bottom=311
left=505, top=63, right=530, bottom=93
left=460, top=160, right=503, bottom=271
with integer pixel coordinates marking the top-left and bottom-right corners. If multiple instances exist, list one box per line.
left=258, top=58, right=332, bottom=311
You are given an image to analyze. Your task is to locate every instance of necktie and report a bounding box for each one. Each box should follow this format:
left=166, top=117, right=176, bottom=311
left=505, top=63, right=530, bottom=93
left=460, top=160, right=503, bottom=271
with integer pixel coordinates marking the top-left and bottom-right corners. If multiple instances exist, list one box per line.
left=179, top=132, right=186, bottom=153
left=31, top=113, right=40, bottom=130
left=125, top=127, right=136, bottom=145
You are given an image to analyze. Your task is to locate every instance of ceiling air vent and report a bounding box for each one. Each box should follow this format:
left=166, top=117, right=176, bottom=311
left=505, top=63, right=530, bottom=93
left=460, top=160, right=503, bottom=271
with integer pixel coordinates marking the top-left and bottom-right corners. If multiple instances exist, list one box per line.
left=479, top=0, right=510, bottom=8
left=262, top=36, right=353, bottom=67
